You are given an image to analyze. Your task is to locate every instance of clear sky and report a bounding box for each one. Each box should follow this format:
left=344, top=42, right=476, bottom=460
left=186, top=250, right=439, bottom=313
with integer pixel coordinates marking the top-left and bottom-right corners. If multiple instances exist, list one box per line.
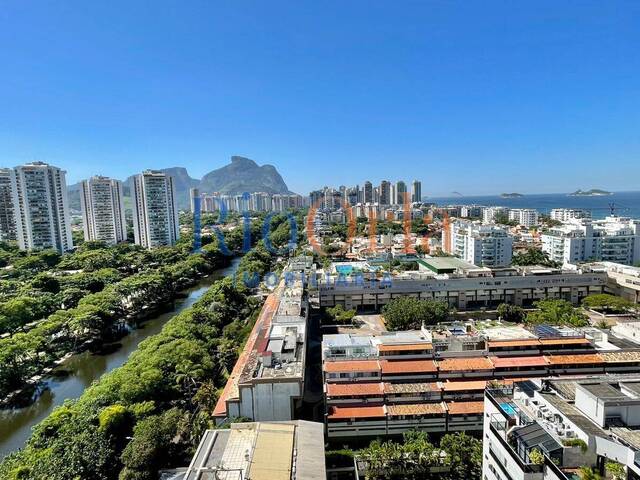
left=1, top=1, right=639, bottom=196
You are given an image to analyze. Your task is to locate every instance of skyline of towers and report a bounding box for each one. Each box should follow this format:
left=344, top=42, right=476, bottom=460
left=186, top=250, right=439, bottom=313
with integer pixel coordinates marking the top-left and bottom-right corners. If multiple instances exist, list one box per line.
left=80, top=176, right=127, bottom=245
left=131, top=170, right=180, bottom=249
left=309, top=178, right=423, bottom=209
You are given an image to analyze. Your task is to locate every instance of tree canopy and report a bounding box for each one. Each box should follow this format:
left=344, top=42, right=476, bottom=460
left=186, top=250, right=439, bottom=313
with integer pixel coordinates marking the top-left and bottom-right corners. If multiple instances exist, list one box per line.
left=382, top=297, right=451, bottom=331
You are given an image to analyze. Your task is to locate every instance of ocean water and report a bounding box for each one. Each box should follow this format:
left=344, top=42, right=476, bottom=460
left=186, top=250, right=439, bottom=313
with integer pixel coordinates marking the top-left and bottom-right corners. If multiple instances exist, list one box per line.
left=428, top=191, right=640, bottom=220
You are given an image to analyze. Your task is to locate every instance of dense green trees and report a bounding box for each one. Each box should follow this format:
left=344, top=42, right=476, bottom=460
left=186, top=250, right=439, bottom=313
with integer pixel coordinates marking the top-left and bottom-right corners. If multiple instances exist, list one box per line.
left=512, top=247, right=560, bottom=268
left=582, top=294, right=636, bottom=314
left=0, top=239, right=230, bottom=399
left=382, top=297, right=451, bottom=330
left=326, top=304, right=356, bottom=324
left=0, top=277, right=260, bottom=480
left=496, top=303, right=526, bottom=323
left=526, top=299, right=589, bottom=327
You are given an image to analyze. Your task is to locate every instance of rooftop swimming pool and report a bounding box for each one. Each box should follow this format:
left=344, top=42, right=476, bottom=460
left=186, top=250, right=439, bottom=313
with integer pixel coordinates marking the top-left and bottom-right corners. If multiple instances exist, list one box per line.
left=500, top=402, right=518, bottom=417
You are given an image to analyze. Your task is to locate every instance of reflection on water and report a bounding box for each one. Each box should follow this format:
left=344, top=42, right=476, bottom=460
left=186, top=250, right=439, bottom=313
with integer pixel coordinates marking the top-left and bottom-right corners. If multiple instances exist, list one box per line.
left=0, top=258, right=240, bottom=459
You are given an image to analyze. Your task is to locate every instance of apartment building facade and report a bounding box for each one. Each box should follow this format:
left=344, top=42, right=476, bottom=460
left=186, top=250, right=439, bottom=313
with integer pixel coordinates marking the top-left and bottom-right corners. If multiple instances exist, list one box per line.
left=80, top=176, right=127, bottom=244
left=131, top=170, right=180, bottom=248
left=412, top=180, right=422, bottom=203
left=509, top=209, right=539, bottom=228
left=0, top=168, right=17, bottom=241
left=8, top=162, right=73, bottom=252
left=315, top=265, right=606, bottom=311
left=450, top=221, right=514, bottom=267
left=542, top=217, right=640, bottom=266
left=550, top=208, right=592, bottom=222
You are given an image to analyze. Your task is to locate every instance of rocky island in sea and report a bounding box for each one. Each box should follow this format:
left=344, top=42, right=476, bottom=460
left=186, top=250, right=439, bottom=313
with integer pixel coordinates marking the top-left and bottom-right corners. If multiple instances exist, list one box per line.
left=568, top=188, right=612, bottom=196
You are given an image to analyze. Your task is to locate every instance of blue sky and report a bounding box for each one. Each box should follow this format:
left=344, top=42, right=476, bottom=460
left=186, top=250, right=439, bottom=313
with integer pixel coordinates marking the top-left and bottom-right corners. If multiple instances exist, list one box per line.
left=0, top=1, right=639, bottom=196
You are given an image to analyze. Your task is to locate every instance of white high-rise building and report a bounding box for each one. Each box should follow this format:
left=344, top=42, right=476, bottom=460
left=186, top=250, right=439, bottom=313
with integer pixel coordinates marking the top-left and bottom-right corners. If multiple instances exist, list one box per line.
left=542, top=216, right=640, bottom=266
left=80, top=176, right=127, bottom=245
left=131, top=170, right=180, bottom=249
left=10, top=162, right=73, bottom=253
left=550, top=208, right=592, bottom=222
left=0, top=168, right=18, bottom=241
left=449, top=220, right=513, bottom=267
left=508, top=208, right=539, bottom=228
left=482, top=206, right=509, bottom=224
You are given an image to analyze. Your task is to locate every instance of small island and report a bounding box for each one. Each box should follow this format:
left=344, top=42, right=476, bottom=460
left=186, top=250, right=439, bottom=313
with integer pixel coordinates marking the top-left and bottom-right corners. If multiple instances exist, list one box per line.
left=568, top=189, right=612, bottom=197
left=501, top=192, right=524, bottom=198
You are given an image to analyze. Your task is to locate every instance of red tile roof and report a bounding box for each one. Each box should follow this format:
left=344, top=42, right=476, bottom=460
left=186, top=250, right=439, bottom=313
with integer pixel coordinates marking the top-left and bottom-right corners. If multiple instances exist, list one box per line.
left=488, top=339, right=541, bottom=348
left=387, top=403, right=446, bottom=416
left=545, top=353, right=604, bottom=365
left=213, top=286, right=281, bottom=417
left=380, top=359, right=438, bottom=374
left=324, top=360, right=380, bottom=373
left=326, top=382, right=384, bottom=397
left=539, top=338, right=590, bottom=346
left=490, top=356, right=548, bottom=369
left=328, top=405, right=386, bottom=420
left=446, top=401, right=485, bottom=415
left=437, top=357, right=494, bottom=371
left=378, top=343, right=433, bottom=352
left=441, top=380, right=487, bottom=391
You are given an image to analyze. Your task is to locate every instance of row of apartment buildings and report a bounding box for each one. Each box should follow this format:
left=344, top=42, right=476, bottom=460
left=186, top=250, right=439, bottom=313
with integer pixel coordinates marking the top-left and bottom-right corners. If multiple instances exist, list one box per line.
left=542, top=216, right=640, bottom=266
left=189, top=188, right=304, bottom=213
left=0, top=163, right=180, bottom=251
left=309, top=180, right=422, bottom=210
left=440, top=206, right=592, bottom=227
left=441, top=214, right=640, bottom=268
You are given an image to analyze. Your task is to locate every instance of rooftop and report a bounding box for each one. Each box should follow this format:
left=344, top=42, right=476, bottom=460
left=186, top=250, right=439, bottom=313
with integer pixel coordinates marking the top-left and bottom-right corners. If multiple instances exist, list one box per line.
left=490, top=356, right=548, bottom=369
left=324, top=359, right=380, bottom=373
left=545, top=353, right=604, bottom=365
left=326, top=382, right=384, bottom=397
left=180, top=421, right=326, bottom=480
left=437, top=357, right=494, bottom=371
left=380, top=359, right=437, bottom=374
left=328, top=405, right=386, bottom=420
left=387, top=403, right=446, bottom=416
left=446, top=401, right=485, bottom=415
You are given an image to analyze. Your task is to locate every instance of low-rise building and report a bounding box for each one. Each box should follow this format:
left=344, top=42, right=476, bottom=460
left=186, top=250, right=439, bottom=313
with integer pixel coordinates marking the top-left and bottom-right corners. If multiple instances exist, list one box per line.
left=321, top=324, right=640, bottom=440
left=313, top=263, right=605, bottom=311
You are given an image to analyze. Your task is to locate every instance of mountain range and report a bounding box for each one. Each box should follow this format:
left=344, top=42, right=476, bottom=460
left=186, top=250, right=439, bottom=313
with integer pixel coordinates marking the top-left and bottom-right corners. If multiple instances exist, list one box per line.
left=68, top=156, right=291, bottom=211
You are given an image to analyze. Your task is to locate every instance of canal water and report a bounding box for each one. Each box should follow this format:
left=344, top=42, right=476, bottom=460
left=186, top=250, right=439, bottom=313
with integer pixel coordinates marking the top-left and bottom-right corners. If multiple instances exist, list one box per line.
left=0, top=258, right=240, bottom=459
